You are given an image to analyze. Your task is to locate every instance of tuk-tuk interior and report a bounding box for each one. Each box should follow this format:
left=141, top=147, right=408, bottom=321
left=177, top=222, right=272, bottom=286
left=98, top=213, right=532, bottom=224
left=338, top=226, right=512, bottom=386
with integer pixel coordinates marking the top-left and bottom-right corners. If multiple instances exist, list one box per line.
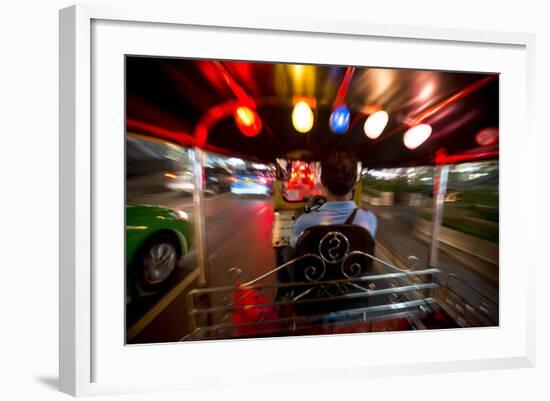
left=125, top=57, right=499, bottom=342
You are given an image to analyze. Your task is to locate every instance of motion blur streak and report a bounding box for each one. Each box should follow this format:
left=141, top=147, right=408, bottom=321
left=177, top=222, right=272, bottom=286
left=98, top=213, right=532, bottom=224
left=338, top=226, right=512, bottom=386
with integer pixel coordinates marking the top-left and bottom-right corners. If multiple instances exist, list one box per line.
left=410, top=75, right=498, bottom=125
left=435, top=148, right=499, bottom=165
left=194, top=100, right=242, bottom=147
left=211, top=61, right=256, bottom=107
left=333, top=66, right=355, bottom=107
left=127, top=117, right=242, bottom=159
left=127, top=119, right=196, bottom=148
left=288, top=64, right=317, bottom=96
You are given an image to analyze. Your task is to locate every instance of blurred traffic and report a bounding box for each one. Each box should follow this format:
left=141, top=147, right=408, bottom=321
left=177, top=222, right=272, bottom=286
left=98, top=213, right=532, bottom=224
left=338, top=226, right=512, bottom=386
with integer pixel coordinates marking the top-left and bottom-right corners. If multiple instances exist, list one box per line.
left=126, top=134, right=498, bottom=342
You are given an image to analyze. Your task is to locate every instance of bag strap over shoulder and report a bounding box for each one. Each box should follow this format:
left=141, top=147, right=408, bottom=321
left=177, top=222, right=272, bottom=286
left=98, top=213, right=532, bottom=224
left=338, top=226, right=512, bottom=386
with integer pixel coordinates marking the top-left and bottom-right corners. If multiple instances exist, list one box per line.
left=344, top=208, right=359, bottom=225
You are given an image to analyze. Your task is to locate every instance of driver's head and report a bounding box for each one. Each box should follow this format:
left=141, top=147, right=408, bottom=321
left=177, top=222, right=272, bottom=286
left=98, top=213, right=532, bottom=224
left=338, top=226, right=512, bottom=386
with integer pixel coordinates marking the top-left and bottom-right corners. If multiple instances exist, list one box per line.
left=320, top=149, right=359, bottom=197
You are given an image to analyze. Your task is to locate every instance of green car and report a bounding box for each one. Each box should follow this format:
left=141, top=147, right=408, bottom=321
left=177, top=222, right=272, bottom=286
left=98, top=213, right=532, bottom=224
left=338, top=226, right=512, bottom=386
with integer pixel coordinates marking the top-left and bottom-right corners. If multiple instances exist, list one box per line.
left=126, top=205, right=191, bottom=302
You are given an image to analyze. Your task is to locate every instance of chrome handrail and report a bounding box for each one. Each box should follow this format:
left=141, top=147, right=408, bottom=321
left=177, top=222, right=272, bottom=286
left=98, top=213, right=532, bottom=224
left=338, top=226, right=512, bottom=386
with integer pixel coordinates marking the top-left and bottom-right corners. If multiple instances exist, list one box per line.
left=183, top=298, right=437, bottom=341
left=190, top=282, right=439, bottom=315
left=185, top=248, right=444, bottom=339
left=187, top=268, right=441, bottom=296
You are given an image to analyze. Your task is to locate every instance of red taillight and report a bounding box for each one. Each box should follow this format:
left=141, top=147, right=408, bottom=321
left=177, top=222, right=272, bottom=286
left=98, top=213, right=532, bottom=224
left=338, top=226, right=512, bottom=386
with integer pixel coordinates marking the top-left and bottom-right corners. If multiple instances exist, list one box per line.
left=230, top=177, right=240, bottom=183
left=256, top=177, right=267, bottom=184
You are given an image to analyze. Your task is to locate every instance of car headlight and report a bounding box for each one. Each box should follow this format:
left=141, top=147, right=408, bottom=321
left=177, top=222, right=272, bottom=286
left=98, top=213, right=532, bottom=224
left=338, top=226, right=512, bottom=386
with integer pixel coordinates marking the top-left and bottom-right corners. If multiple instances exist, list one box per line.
left=176, top=210, right=189, bottom=221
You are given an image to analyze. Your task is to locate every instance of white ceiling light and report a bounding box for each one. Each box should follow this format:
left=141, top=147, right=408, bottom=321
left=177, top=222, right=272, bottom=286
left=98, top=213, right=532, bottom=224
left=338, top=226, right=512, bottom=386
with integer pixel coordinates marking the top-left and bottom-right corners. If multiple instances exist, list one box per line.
left=403, top=124, right=432, bottom=149
left=292, top=101, right=314, bottom=133
left=363, top=110, right=389, bottom=139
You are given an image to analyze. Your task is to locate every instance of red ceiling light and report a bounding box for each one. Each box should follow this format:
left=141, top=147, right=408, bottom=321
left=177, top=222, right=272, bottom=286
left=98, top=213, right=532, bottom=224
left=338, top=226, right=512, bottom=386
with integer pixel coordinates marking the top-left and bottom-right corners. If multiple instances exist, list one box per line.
left=234, top=106, right=262, bottom=137
left=476, top=127, right=499, bottom=147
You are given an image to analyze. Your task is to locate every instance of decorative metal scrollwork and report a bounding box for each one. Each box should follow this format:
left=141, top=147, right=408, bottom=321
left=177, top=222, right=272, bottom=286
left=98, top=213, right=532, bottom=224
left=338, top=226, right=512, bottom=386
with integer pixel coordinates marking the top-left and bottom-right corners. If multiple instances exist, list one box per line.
left=341, top=251, right=370, bottom=278
left=298, top=282, right=355, bottom=299
left=318, top=231, right=350, bottom=264
left=302, top=255, right=327, bottom=281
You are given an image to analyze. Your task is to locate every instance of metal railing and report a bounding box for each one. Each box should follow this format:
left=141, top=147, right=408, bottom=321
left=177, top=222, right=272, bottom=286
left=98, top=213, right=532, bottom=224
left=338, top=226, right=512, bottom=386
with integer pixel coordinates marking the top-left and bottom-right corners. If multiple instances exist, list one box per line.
left=183, top=250, right=446, bottom=341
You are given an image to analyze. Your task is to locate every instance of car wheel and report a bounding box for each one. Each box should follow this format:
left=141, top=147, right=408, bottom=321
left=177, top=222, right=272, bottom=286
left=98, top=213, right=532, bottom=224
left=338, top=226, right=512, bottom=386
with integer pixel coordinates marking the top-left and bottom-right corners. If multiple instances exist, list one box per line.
left=134, top=234, right=180, bottom=295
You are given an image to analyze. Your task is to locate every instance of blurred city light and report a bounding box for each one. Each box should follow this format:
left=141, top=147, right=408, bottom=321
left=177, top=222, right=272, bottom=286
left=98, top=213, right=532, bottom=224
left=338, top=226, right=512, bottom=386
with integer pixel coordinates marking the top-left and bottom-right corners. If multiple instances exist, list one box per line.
left=227, top=157, right=245, bottom=168
left=354, top=68, right=397, bottom=105
left=277, top=64, right=317, bottom=97
left=403, top=124, right=432, bottom=149
left=418, top=81, right=436, bottom=101
left=176, top=210, right=189, bottom=221
left=251, top=163, right=269, bottom=170
left=292, top=101, right=314, bottom=133
left=364, top=110, right=389, bottom=139
left=234, top=106, right=262, bottom=137
left=329, top=105, right=350, bottom=134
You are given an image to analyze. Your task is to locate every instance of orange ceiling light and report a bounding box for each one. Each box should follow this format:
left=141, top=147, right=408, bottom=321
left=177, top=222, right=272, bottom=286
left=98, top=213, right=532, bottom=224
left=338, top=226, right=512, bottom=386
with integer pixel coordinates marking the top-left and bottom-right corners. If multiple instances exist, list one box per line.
left=234, top=106, right=262, bottom=137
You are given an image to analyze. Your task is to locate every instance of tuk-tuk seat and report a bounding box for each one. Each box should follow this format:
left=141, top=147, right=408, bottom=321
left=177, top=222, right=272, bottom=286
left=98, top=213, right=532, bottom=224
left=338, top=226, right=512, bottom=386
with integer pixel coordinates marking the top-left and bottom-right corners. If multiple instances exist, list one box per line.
left=287, top=224, right=376, bottom=315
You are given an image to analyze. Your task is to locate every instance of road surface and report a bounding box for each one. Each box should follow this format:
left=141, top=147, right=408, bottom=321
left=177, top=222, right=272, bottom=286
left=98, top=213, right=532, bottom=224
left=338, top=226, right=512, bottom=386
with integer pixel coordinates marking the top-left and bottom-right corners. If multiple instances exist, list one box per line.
left=367, top=203, right=498, bottom=324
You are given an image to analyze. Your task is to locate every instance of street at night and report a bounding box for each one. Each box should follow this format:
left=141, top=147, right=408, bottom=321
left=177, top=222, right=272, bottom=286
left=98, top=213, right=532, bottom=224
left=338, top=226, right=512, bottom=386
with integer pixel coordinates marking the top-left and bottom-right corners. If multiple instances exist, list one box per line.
left=127, top=192, right=498, bottom=343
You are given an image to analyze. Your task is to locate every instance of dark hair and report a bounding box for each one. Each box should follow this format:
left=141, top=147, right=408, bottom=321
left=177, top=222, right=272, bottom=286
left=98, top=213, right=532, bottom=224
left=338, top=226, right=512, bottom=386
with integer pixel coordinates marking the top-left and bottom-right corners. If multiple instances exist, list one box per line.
left=320, top=149, right=359, bottom=196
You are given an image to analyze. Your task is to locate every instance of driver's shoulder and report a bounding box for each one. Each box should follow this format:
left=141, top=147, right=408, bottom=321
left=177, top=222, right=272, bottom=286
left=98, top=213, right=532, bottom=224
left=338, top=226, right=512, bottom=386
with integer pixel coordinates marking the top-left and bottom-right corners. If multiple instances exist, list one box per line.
left=295, top=209, right=323, bottom=226
left=294, top=209, right=329, bottom=233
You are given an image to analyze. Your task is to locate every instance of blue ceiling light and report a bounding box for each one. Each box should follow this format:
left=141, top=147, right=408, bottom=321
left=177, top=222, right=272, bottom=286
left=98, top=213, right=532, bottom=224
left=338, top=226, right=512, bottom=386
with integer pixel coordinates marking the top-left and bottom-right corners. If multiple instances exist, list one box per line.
left=329, top=105, right=350, bottom=134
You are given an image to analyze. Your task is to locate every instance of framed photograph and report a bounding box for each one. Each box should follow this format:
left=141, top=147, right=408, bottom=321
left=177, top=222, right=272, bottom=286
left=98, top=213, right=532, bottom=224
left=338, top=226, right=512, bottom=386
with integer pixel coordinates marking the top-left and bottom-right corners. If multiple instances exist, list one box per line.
left=59, top=4, right=536, bottom=396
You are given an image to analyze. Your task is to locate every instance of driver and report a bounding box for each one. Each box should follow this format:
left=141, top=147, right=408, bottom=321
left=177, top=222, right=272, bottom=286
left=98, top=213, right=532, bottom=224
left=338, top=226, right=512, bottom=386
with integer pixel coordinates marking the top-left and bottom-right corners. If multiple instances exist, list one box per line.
left=290, top=149, right=377, bottom=248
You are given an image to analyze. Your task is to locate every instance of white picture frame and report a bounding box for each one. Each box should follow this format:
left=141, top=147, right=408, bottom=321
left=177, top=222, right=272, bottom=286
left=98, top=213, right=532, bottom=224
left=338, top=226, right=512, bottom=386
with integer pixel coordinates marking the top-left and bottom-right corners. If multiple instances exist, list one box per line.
left=59, top=4, right=536, bottom=397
